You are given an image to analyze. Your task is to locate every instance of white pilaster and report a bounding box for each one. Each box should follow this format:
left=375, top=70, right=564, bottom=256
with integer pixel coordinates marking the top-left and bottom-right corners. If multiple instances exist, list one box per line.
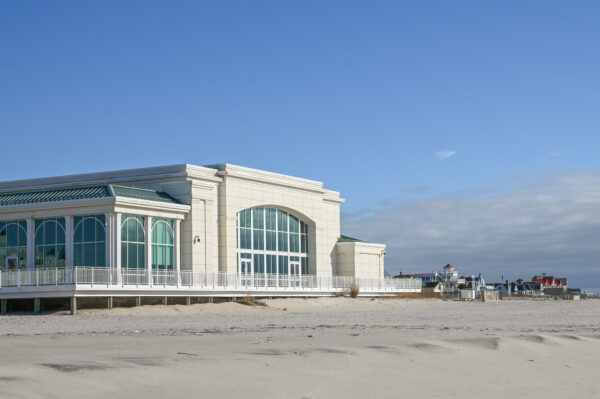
left=104, top=213, right=111, bottom=268
left=26, top=219, right=34, bottom=271
left=175, top=219, right=181, bottom=287
left=145, top=216, right=152, bottom=286
left=65, top=216, right=73, bottom=268
left=115, top=213, right=122, bottom=284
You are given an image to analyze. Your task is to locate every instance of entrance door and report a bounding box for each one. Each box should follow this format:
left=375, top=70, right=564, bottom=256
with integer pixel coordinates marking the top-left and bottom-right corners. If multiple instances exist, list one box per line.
left=290, top=261, right=300, bottom=287
left=240, top=257, right=252, bottom=286
left=6, top=256, right=17, bottom=272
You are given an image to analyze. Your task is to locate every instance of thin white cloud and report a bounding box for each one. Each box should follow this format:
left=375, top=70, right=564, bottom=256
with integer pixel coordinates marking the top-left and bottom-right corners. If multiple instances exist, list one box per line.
left=548, top=151, right=569, bottom=158
left=434, top=149, right=456, bottom=159
left=341, top=172, right=600, bottom=287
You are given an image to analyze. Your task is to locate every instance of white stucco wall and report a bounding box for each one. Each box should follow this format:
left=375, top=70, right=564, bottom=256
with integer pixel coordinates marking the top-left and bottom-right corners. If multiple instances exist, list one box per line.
left=336, top=241, right=386, bottom=279
left=208, top=164, right=343, bottom=277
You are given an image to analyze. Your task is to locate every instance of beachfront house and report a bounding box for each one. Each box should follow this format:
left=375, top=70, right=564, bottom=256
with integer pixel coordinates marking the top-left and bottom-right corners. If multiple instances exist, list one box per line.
left=0, top=164, right=421, bottom=313
left=422, top=281, right=445, bottom=293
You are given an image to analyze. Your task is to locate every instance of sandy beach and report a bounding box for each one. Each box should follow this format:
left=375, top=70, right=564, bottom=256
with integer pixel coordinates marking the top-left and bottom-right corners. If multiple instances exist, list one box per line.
left=1, top=298, right=599, bottom=399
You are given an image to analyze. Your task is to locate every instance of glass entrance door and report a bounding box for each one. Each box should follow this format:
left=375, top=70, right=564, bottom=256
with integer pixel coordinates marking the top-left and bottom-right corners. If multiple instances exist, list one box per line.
left=290, top=261, right=300, bottom=287
left=6, top=256, right=17, bottom=272
left=239, top=254, right=252, bottom=287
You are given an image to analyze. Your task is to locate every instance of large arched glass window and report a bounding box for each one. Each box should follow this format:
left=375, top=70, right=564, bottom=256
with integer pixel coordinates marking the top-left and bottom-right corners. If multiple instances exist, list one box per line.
left=74, top=215, right=106, bottom=267
left=35, top=218, right=66, bottom=268
left=121, top=215, right=145, bottom=269
left=0, top=220, right=27, bottom=271
left=237, top=207, right=309, bottom=277
left=152, top=218, right=173, bottom=270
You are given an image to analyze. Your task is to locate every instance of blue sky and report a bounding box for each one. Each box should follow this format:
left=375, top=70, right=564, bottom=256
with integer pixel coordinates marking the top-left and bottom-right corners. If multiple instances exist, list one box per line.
left=1, top=1, right=599, bottom=286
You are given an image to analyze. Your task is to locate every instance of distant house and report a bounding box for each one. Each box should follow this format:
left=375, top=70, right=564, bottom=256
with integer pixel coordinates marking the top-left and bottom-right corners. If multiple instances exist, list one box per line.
left=396, top=264, right=461, bottom=291
left=515, top=283, right=543, bottom=296
left=422, top=282, right=445, bottom=293
left=532, top=273, right=567, bottom=288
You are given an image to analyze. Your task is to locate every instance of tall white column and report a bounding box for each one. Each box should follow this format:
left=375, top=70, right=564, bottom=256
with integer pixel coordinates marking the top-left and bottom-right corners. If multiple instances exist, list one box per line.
left=175, top=219, right=181, bottom=287
left=115, top=213, right=122, bottom=284
left=26, top=219, right=34, bottom=271
left=145, top=216, right=152, bottom=286
left=65, top=216, right=73, bottom=269
left=104, top=213, right=111, bottom=268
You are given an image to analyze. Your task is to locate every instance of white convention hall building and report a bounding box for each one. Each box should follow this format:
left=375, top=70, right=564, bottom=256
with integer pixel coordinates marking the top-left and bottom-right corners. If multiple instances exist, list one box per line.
left=0, top=164, right=420, bottom=313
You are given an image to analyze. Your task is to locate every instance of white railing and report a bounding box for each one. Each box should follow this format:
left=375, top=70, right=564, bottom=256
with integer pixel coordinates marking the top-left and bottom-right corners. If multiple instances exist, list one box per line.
left=0, top=267, right=422, bottom=293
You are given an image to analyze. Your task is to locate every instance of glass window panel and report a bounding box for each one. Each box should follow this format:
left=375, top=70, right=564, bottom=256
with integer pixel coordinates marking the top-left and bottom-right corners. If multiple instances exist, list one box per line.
left=265, top=208, right=276, bottom=230
left=74, top=243, right=82, bottom=266
left=97, top=243, right=105, bottom=267
left=127, top=219, right=137, bottom=243
left=128, top=243, right=136, bottom=269
left=121, top=243, right=128, bottom=268
left=84, top=218, right=96, bottom=242
left=152, top=245, right=157, bottom=267
left=278, top=255, right=288, bottom=274
left=253, top=254, right=264, bottom=273
left=43, top=222, right=55, bottom=245
left=74, top=222, right=83, bottom=244
left=137, top=218, right=145, bottom=243
left=301, top=235, right=308, bottom=253
left=57, top=222, right=65, bottom=245
left=121, top=221, right=128, bottom=241
left=158, top=222, right=165, bottom=244
left=253, top=229, right=263, bottom=250
left=290, top=233, right=299, bottom=253
left=57, top=245, right=66, bottom=267
left=253, top=208, right=264, bottom=229
left=301, top=258, right=308, bottom=275
left=35, top=246, right=43, bottom=267
left=35, top=223, right=43, bottom=246
left=166, top=223, right=173, bottom=245
left=45, top=246, right=56, bottom=268
left=157, top=246, right=164, bottom=266
left=84, top=243, right=95, bottom=266
left=166, top=246, right=173, bottom=268
left=277, top=210, right=287, bottom=231
left=57, top=218, right=65, bottom=230
left=0, top=248, right=5, bottom=271
left=278, top=232, right=288, bottom=251
left=7, top=224, right=17, bottom=247
left=19, top=223, right=27, bottom=246
left=19, top=248, right=27, bottom=269
left=0, top=227, right=6, bottom=247
left=289, top=216, right=299, bottom=233
left=7, top=247, right=17, bottom=258
left=96, top=217, right=105, bottom=243
left=137, top=244, right=145, bottom=269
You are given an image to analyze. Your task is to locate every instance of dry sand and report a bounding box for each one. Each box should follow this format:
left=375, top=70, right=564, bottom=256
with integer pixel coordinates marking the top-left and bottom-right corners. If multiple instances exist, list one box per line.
left=1, top=297, right=599, bottom=398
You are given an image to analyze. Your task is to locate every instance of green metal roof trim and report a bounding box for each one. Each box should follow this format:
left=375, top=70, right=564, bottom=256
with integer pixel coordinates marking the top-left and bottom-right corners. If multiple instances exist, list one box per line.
left=0, top=184, right=181, bottom=206
left=338, top=235, right=364, bottom=243
left=110, top=185, right=180, bottom=204
left=0, top=186, right=109, bottom=206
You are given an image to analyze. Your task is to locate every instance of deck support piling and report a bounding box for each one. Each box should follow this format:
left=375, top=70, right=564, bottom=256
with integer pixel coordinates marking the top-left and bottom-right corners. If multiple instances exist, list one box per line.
left=186, top=296, right=191, bottom=306
left=33, top=298, right=40, bottom=315
left=108, top=297, right=113, bottom=310
left=70, top=297, right=77, bottom=315
left=163, top=297, right=168, bottom=306
left=1, top=299, right=7, bottom=315
left=136, top=296, right=141, bottom=307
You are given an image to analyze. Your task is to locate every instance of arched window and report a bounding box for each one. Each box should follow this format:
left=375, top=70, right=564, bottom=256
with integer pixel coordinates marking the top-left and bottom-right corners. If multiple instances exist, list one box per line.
left=74, top=215, right=106, bottom=267
left=152, top=218, right=174, bottom=270
left=237, top=207, right=309, bottom=277
left=35, top=218, right=66, bottom=268
left=121, top=215, right=145, bottom=269
left=0, top=220, right=27, bottom=271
